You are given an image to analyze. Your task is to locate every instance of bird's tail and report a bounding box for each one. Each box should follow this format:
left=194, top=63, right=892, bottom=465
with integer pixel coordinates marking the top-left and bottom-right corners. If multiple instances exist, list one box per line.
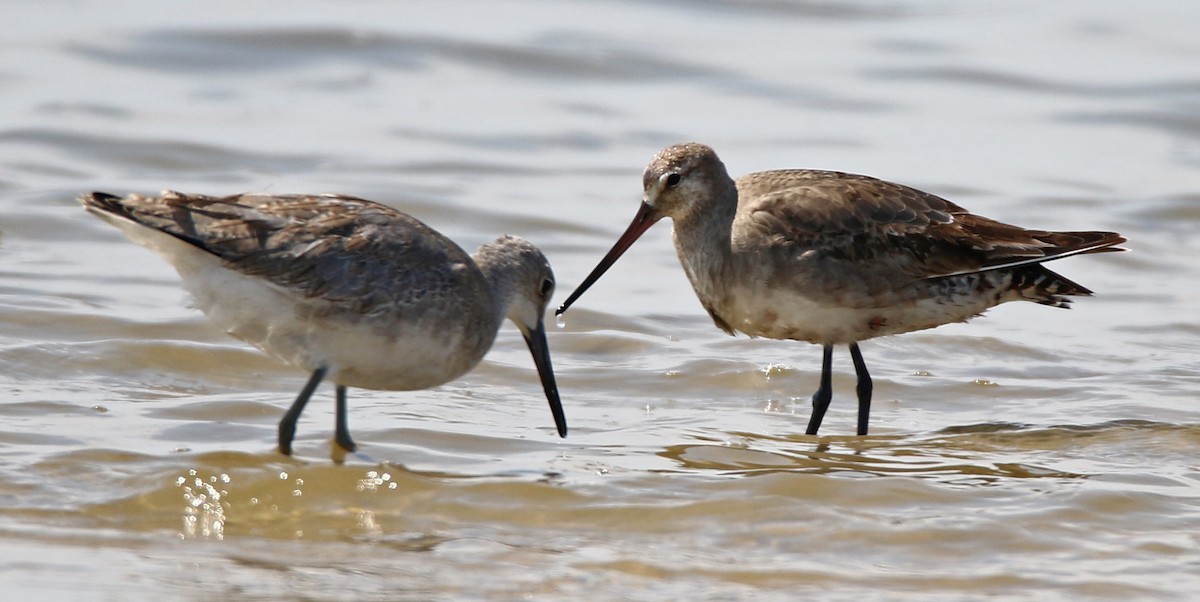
left=1010, top=264, right=1092, bottom=308
left=80, top=191, right=129, bottom=218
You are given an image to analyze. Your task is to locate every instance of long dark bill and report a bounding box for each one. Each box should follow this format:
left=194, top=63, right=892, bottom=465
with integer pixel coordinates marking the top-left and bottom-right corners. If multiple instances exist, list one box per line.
left=555, top=201, right=661, bottom=315
left=523, top=320, right=568, bottom=438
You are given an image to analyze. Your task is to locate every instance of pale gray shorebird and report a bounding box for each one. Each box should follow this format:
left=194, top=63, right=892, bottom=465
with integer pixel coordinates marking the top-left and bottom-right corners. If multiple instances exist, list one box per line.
left=556, top=143, right=1126, bottom=436
left=83, top=191, right=567, bottom=455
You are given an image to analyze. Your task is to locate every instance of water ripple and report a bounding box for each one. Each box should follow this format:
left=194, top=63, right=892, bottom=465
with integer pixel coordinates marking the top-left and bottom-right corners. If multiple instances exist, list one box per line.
left=68, top=28, right=725, bottom=81
left=864, top=65, right=1200, bottom=98
left=0, top=128, right=322, bottom=175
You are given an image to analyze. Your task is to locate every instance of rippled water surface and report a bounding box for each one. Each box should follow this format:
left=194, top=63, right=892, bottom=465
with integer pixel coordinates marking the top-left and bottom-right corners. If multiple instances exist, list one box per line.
left=2, top=1, right=1199, bottom=599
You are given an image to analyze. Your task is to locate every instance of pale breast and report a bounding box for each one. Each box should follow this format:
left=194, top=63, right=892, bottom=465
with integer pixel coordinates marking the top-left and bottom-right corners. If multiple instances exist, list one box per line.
left=182, top=261, right=496, bottom=390
left=714, top=265, right=1018, bottom=344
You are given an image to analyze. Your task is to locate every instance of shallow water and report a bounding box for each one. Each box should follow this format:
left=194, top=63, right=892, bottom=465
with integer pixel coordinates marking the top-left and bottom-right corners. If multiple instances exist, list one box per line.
left=2, top=0, right=1199, bottom=599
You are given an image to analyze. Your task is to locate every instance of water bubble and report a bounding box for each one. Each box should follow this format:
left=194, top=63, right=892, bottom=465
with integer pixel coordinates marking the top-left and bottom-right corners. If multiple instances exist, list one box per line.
left=555, top=313, right=566, bottom=329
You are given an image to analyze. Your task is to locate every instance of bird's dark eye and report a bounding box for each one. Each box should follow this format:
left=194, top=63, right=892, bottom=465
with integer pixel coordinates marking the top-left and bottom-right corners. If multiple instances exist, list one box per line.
left=539, top=278, right=554, bottom=298
left=665, top=173, right=682, bottom=188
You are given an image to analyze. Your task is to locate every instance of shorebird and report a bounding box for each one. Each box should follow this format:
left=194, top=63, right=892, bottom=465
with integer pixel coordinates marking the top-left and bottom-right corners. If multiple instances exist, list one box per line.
left=556, top=142, right=1126, bottom=435
left=83, top=191, right=567, bottom=455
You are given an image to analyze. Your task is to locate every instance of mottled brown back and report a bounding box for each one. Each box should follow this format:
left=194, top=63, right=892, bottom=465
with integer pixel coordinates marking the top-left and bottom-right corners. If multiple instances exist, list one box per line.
left=737, top=169, right=1126, bottom=282
left=83, top=191, right=481, bottom=316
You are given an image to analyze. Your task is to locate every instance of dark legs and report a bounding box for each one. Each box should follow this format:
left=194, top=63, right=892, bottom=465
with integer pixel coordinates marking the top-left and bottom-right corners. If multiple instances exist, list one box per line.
left=279, top=367, right=327, bottom=455
left=805, top=345, right=834, bottom=435
left=849, top=342, right=872, bottom=436
left=804, top=343, right=874, bottom=436
left=277, top=367, right=357, bottom=455
left=334, top=385, right=357, bottom=452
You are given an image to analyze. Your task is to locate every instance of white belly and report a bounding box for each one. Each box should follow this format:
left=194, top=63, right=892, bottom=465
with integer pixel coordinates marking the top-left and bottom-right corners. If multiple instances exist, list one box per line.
left=721, top=283, right=1003, bottom=345
left=184, top=263, right=489, bottom=390
left=123, top=226, right=489, bottom=391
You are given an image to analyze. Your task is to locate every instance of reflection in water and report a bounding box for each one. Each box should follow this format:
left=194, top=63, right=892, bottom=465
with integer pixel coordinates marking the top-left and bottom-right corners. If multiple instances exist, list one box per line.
left=657, top=432, right=1087, bottom=485
left=660, top=420, right=1198, bottom=489
left=179, top=469, right=228, bottom=539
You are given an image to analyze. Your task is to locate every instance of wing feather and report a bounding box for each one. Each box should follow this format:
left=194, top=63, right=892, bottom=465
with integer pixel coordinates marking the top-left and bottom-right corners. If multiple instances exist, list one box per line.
left=84, top=191, right=478, bottom=316
left=734, top=170, right=1125, bottom=280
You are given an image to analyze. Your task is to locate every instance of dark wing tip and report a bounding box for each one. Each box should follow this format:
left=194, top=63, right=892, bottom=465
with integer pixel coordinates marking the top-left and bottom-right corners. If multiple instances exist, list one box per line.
left=1068, top=231, right=1127, bottom=257
left=998, top=229, right=1129, bottom=268
left=80, top=191, right=124, bottom=212
left=1096, top=232, right=1127, bottom=252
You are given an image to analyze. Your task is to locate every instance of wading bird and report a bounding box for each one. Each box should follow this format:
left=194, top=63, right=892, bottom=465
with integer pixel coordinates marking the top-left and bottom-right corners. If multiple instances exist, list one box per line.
left=84, top=191, right=567, bottom=454
left=556, top=143, right=1124, bottom=435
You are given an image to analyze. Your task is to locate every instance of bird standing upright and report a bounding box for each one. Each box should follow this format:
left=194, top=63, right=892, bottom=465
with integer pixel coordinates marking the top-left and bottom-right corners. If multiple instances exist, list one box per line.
left=556, top=143, right=1125, bottom=435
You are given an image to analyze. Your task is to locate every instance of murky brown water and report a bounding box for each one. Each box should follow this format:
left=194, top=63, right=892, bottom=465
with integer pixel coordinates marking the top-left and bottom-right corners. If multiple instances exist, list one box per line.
left=2, top=1, right=1199, bottom=599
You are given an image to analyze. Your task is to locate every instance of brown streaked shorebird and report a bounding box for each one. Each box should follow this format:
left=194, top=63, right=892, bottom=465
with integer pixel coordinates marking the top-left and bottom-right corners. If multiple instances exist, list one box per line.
left=556, top=142, right=1126, bottom=436
left=82, top=191, right=567, bottom=455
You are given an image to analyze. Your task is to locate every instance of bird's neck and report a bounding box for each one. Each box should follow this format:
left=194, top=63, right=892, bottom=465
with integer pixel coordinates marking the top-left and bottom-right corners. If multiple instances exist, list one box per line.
left=671, top=188, right=737, bottom=305
left=471, top=252, right=517, bottom=331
